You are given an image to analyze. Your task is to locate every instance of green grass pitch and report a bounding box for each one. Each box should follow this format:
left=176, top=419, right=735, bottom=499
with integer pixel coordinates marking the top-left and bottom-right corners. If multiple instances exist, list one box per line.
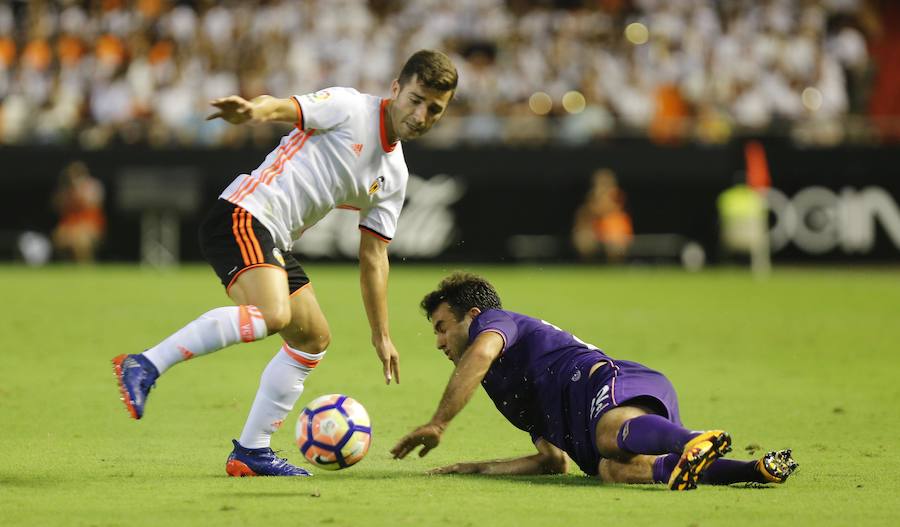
left=2, top=264, right=899, bottom=526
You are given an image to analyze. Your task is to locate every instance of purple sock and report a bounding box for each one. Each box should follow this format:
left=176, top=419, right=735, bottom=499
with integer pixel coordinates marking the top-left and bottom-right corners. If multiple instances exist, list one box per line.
left=699, top=459, right=765, bottom=485
left=652, top=454, right=680, bottom=483
left=616, top=414, right=699, bottom=455
left=653, top=455, right=763, bottom=485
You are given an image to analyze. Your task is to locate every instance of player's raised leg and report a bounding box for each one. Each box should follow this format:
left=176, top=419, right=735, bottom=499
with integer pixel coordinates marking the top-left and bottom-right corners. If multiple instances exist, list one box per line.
left=227, top=283, right=330, bottom=477
left=112, top=265, right=289, bottom=420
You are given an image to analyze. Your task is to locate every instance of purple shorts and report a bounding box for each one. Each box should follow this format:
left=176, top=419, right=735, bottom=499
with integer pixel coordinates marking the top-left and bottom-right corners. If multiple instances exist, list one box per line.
left=566, top=359, right=682, bottom=476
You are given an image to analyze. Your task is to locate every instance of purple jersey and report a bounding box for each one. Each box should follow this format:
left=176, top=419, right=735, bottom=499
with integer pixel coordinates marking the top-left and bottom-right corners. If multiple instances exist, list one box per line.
left=470, top=310, right=609, bottom=449
left=470, top=309, right=683, bottom=475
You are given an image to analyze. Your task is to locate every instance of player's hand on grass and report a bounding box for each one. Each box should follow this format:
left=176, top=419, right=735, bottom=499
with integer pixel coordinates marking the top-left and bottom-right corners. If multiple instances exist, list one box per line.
left=427, top=463, right=480, bottom=475
left=207, top=96, right=254, bottom=124
left=391, top=423, right=443, bottom=459
left=373, top=337, right=400, bottom=385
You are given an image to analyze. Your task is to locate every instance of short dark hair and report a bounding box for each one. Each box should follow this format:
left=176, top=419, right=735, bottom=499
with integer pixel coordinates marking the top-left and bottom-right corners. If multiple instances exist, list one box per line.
left=420, top=272, right=502, bottom=321
left=398, top=49, right=458, bottom=93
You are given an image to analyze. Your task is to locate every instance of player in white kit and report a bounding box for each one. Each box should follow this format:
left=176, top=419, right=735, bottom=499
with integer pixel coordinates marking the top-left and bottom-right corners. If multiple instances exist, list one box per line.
left=112, top=50, right=458, bottom=476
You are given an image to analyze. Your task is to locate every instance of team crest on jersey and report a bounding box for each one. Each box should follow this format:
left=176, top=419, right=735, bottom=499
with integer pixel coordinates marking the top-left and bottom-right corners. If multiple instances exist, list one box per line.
left=351, top=143, right=364, bottom=157
left=272, top=248, right=285, bottom=266
left=368, top=175, right=385, bottom=195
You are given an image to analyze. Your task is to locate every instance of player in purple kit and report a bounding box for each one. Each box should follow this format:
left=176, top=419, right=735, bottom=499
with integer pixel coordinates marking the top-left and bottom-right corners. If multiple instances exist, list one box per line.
left=391, top=273, right=798, bottom=490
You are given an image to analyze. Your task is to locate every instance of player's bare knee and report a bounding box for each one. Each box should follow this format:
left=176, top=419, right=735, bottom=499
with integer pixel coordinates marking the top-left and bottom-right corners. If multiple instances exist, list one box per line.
left=299, top=330, right=331, bottom=354
left=314, top=330, right=332, bottom=353
left=282, top=325, right=331, bottom=354
left=595, top=416, right=627, bottom=458
left=596, top=434, right=620, bottom=460
left=259, top=305, right=292, bottom=334
left=595, top=405, right=649, bottom=459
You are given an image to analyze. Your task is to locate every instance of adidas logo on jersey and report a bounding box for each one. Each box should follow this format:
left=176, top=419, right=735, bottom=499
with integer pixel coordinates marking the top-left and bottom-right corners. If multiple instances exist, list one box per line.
left=352, top=143, right=364, bottom=156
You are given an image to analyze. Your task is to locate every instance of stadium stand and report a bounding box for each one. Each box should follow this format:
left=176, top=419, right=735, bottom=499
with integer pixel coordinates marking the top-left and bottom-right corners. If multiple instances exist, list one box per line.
left=0, top=0, right=893, bottom=147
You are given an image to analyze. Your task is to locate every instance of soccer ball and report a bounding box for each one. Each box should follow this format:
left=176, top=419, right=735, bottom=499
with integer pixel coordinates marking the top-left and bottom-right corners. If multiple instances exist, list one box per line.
left=295, top=394, right=372, bottom=470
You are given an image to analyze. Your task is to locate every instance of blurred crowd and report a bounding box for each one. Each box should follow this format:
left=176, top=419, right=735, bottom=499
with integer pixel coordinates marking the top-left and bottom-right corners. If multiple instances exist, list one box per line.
left=0, top=0, right=887, bottom=148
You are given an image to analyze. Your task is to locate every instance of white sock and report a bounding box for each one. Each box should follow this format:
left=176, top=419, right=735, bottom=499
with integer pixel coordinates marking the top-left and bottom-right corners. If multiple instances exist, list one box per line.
left=238, top=343, right=326, bottom=449
left=143, top=305, right=267, bottom=374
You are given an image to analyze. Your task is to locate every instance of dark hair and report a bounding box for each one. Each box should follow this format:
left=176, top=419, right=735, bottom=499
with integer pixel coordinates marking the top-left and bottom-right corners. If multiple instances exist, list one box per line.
left=398, top=49, right=458, bottom=93
left=420, top=272, right=502, bottom=321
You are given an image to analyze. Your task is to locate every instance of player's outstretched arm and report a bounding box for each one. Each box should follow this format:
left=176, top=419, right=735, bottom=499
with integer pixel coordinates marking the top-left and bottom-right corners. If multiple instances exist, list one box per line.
left=428, top=439, right=569, bottom=476
left=391, top=332, right=503, bottom=459
left=206, top=95, right=299, bottom=125
left=358, top=232, right=399, bottom=385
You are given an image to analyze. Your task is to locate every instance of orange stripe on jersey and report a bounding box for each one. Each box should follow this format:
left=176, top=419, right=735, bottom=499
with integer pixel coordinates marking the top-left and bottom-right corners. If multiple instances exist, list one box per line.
left=336, top=204, right=361, bottom=211
left=261, top=131, right=312, bottom=186
left=255, top=130, right=309, bottom=184
left=228, top=131, right=304, bottom=203
left=252, top=128, right=311, bottom=189
left=232, top=207, right=252, bottom=265
left=227, top=130, right=306, bottom=203
left=281, top=343, right=321, bottom=369
left=291, top=96, right=304, bottom=129
left=243, top=210, right=264, bottom=263
left=229, top=129, right=312, bottom=204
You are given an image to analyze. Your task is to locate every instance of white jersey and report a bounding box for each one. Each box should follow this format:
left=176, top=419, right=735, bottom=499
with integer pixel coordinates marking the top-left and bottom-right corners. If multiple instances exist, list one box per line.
left=220, top=87, right=408, bottom=251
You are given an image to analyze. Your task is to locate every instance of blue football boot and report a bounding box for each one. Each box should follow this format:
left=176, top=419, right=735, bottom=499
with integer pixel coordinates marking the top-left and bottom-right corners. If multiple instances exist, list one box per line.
left=226, top=439, right=312, bottom=477
left=112, top=354, right=159, bottom=420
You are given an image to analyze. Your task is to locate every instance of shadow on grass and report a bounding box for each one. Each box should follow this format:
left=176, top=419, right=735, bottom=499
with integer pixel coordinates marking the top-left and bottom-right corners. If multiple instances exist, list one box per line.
left=430, top=474, right=662, bottom=491
left=344, top=471, right=780, bottom=492
left=209, top=491, right=323, bottom=499
left=305, top=469, right=663, bottom=490
left=0, top=473, right=58, bottom=488
left=435, top=476, right=780, bottom=491
left=172, top=468, right=779, bottom=495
